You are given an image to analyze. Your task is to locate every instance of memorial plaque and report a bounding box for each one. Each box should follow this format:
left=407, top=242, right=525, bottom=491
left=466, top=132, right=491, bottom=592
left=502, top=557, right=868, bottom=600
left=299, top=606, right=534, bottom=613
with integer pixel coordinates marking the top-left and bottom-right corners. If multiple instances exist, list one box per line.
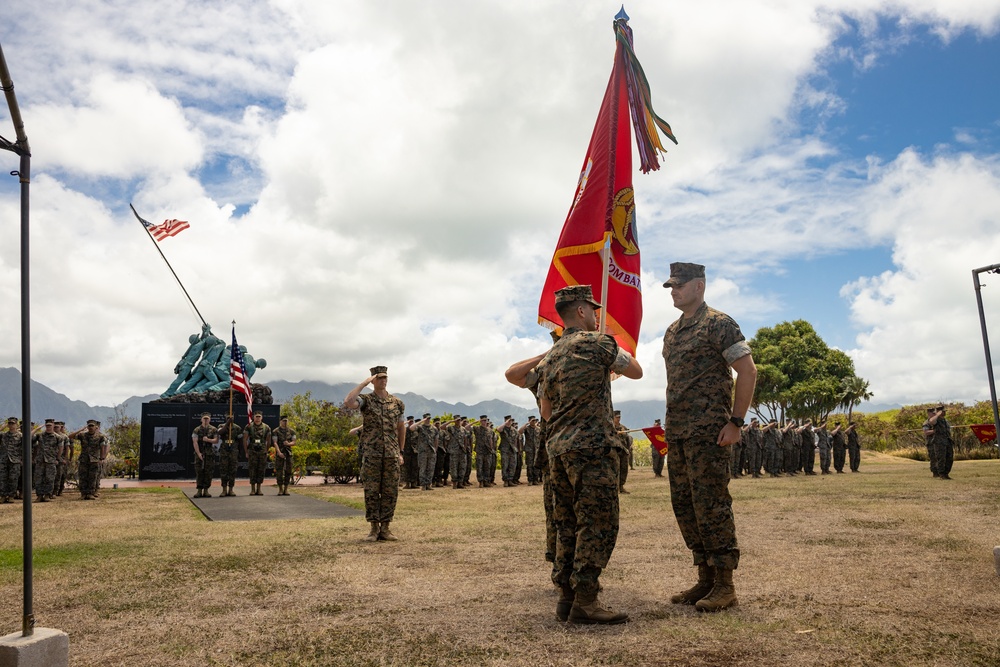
left=139, top=403, right=281, bottom=480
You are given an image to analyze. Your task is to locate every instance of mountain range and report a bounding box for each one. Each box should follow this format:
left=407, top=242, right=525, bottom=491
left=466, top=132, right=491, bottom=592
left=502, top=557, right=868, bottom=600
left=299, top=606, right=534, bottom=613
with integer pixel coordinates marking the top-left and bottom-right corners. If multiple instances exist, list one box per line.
left=0, top=368, right=668, bottom=431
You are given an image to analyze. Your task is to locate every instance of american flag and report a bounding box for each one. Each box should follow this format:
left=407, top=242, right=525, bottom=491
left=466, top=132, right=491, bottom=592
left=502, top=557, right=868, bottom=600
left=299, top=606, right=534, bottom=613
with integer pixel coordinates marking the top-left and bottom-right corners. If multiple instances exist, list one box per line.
left=231, top=325, right=253, bottom=422
left=130, top=205, right=190, bottom=241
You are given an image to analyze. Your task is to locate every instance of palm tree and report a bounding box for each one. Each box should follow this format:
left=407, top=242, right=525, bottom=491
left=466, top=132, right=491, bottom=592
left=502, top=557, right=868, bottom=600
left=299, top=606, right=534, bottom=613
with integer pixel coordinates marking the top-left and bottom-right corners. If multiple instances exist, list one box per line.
left=839, top=376, right=873, bottom=422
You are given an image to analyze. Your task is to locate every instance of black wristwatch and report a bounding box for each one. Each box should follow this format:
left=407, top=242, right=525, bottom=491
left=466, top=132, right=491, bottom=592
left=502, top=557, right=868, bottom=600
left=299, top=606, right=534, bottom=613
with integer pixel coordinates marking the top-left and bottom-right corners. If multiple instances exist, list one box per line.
left=729, top=416, right=745, bottom=427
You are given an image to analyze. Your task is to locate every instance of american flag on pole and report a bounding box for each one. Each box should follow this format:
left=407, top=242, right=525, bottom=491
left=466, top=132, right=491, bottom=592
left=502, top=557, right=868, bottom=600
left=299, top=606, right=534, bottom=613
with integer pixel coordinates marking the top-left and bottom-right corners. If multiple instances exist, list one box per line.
left=231, top=325, right=253, bottom=422
left=130, top=205, right=190, bottom=241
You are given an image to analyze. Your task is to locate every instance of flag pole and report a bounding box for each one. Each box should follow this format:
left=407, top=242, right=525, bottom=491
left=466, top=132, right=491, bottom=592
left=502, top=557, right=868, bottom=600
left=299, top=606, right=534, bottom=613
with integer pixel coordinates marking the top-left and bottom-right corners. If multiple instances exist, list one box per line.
left=228, top=321, right=235, bottom=421
left=600, top=234, right=612, bottom=335
left=129, top=203, right=207, bottom=328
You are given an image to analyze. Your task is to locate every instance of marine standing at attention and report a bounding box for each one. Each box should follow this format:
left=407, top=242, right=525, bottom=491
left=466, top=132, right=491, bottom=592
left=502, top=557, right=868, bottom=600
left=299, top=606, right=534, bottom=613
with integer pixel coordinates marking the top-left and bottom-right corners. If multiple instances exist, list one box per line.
left=661, top=262, right=756, bottom=613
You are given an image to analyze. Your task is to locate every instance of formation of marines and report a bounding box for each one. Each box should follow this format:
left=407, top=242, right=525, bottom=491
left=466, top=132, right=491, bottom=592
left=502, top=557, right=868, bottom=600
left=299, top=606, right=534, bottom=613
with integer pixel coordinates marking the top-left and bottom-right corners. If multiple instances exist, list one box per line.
left=0, top=417, right=107, bottom=503
left=731, top=418, right=863, bottom=478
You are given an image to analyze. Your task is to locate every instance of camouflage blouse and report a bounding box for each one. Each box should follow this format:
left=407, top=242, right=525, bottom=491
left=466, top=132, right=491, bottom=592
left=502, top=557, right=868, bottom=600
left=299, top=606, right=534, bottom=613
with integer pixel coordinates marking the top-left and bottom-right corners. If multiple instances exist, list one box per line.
left=78, top=431, right=107, bottom=462
left=357, top=393, right=405, bottom=458
left=662, top=302, right=751, bottom=441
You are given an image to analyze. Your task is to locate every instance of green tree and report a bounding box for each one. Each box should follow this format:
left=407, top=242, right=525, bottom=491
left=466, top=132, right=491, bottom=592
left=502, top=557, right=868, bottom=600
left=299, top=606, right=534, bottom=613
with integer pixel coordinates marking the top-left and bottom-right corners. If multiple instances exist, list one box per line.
left=106, top=403, right=140, bottom=477
left=839, top=376, right=874, bottom=422
left=283, top=392, right=362, bottom=478
left=749, top=320, right=867, bottom=423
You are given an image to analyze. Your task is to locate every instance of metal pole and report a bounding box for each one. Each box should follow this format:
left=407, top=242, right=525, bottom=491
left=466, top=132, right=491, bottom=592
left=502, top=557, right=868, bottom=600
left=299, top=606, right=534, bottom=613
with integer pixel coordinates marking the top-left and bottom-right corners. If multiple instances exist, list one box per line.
left=0, top=40, right=34, bottom=639
left=973, top=263, right=1000, bottom=450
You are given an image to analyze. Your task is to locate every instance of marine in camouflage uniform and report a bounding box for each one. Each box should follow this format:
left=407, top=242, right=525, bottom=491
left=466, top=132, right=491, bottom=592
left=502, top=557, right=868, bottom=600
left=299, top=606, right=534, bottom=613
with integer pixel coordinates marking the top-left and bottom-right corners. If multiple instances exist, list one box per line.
left=762, top=421, right=781, bottom=476
left=32, top=419, right=61, bottom=501
left=446, top=419, right=468, bottom=489
left=410, top=414, right=437, bottom=490
left=217, top=418, right=243, bottom=496
left=433, top=419, right=449, bottom=487
left=472, top=416, right=495, bottom=488
left=815, top=422, right=832, bottom=474
left=539, top=284, right=641, bottom=624
left=402, top=416, right=418, bottom=488
left=781, top=421, right=797, bottom=475
left=54, top=421, right=70, bottom=496
left=520, top=417, right=542, bottom=485
left=613, top=411, right=632, bottom=493
left=497, top=416, right=518, bottom=486
left=191, top=413, right=219, bottom=498
left=746, top=419, right=763, bottom=478
left=70, top=420, right=107, bottom=500
left=0, top=417, right=23, bottom=502
left=846, top=423, right=861, bottom=472
left=462, top=419, right=474, bottom=487
left=661, top=263, right=756, bottom=613
left=922, top=406, right=953, bottom=479
left=831, top=423, right=847, bottom=473
left=273, top=416, right=297, bottom=495
left=244, top=412, right=272, bottom=495
left=800, top=421, right=816, bottom=475
left=344, top=365, right=406, bottom=541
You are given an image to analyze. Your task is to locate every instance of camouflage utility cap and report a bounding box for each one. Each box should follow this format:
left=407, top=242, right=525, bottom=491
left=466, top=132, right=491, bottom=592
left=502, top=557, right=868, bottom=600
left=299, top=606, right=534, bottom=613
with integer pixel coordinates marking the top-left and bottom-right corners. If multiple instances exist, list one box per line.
left=370, top=365, right=388, bottom=377
left=554, top=285, right=601, bottom=309
left=662, top=262, right=706, bottom=287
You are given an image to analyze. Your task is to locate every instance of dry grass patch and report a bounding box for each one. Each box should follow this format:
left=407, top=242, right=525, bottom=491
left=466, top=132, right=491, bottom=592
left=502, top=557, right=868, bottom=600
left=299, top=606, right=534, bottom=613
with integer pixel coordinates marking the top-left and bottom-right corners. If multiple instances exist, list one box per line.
left=1, top=452, right=999, bottom=666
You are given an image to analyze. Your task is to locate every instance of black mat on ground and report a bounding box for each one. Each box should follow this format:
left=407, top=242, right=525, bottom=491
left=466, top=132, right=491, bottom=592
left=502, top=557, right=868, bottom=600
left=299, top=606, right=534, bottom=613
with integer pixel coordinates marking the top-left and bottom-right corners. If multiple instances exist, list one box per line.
left=183, top=487, right=364, bottom=522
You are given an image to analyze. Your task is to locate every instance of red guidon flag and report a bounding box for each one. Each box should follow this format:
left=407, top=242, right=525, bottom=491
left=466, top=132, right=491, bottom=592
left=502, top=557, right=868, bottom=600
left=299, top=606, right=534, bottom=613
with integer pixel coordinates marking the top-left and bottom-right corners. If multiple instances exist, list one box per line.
left=642, top=425, right=668, bottom=455
left=537, top=9, right=676, bottom=356
left=969, top=424, right=997, bottom=444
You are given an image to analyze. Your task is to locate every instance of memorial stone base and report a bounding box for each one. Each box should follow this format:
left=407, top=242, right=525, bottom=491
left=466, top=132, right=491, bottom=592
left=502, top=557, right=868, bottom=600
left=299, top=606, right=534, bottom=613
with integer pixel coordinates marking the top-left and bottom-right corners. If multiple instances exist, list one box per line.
left=0, top=628, right=69, bottom=667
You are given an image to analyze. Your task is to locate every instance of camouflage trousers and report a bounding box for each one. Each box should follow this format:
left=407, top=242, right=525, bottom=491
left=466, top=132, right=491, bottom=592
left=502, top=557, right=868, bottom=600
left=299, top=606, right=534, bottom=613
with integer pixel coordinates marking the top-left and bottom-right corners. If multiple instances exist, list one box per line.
left=464, top=449, right=473, bottom=485
left=275, top=448, right=293, bottom=486
left=618, top=446, right=630, bottom=488
left=818, top=445, right=831, bottom=473
left=523, top=445, right=539, bottom=484
left=500, top=446, right=517, bottom=482
left=248, top=447, right=268, bottom=485
left=417, top=446, right=436, bottom=487
left=195, top=452, right=217, bottom=490
left=729, top=443, right=744, bottom=477
left=513, top=449, right=523, bottom=482
left=536, top=446, right=556, bottom=565
left=651, top=447, right=665, bottom=476
left=402, top=448, right=419, bottom=486
left=362, top=455, right=400, bottom=523
left=219, top=446, right=240, bottom=487
left=78, top=458, right=101, bottom=497
left=832, top=444, right=846, bottom=472
left=448, top=446, right=467, bottom=483
left=848, top=444, right=861, bottom=472
left=434, top=450, right=449, bottom=484
left=475, top=448, right=491, bottom=484
left=801, top=441, right=815, bottom=473
left=55, top=461, right=67, bottom=495
left=34, top=462, right=57, bottom=497
left=0, top=460, right=20, bottom=497
left=783, top=446, right=797, bottom=473
left=550, top=447, right=620, bottom=600
left=747, top=445, right=762, bottom=476
left=930, top=440, right=953, bottom=476
left=764, top=443, right=781, bottom=474
left=486, top=451, right=497, bottom=484
left=667, top=436, right=740, bottom=570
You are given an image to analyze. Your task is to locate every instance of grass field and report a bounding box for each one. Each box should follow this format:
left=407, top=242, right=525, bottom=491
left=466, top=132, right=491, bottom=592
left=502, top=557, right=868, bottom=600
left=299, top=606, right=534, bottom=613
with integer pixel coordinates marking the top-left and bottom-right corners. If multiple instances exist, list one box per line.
left=1, top=452, right=999, bottom=666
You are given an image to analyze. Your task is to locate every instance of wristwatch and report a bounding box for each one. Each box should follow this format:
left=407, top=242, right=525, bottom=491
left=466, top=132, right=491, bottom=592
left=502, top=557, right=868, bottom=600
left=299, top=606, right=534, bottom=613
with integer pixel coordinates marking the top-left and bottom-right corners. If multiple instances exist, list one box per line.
left=729, top=416, right=745, bottom=427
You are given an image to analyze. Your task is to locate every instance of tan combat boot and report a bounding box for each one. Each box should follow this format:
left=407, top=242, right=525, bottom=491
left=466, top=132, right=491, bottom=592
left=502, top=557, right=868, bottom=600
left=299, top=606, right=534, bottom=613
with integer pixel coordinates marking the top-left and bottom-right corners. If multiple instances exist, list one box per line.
left=670, top=564, right=716, bottom=605
left=568, top=592, right=629, bottom=625
left=555, top=584, right=575, bottom=622
left=365, top=523, right=380, bottom=542
left=695, top=567, right=737, bottom=612
left=379, top=523, right=398, bottom=541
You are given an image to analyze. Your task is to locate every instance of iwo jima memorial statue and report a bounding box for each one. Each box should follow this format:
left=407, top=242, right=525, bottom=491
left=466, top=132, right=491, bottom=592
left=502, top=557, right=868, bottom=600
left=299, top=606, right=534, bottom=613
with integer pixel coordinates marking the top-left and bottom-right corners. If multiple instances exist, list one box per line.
left=132, top=204, right=280, bottom=480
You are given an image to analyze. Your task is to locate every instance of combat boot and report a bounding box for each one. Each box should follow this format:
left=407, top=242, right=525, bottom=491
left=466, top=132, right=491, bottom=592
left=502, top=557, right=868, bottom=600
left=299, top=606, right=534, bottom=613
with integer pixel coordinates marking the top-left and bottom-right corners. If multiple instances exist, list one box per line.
left=695, top=567, right=737, bottom=612
left=365, top=523, right=380, bottom=542
left=194, top=489, right=203, bottom=498
left=228, top=485, right=235, bottom=496
left=379, top=523, right=398, bottom=541
left=567, top=592, right=629, bottom=625
left=203, top=490, right=212, bottom=498
left=670, top=564, right=715, bottom=605
left=555, top=584, right=574, bottom=622
left=453, top=481, right=459, bottom=489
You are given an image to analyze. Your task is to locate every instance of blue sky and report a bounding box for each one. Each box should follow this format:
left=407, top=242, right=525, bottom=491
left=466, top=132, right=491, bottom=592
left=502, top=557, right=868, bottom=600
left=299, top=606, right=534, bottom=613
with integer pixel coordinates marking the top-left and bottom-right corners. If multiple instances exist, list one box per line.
left=1, top=1, right=1000, bottom=412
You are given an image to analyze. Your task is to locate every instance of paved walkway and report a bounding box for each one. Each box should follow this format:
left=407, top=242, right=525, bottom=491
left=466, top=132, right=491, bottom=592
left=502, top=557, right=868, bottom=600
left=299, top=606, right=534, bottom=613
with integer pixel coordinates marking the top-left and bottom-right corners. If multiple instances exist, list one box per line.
left=182, top=486, right=364, bottom=522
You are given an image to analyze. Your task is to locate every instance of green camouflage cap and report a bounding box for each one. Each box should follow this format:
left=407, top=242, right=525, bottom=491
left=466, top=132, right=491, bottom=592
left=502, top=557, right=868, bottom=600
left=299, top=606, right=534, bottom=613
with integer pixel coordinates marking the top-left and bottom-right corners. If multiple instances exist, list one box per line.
left=554, top=284, right=601, bottom=309
left=662, top=262, right=706, bottom=287
left=370, top=365, right=388, bottom=377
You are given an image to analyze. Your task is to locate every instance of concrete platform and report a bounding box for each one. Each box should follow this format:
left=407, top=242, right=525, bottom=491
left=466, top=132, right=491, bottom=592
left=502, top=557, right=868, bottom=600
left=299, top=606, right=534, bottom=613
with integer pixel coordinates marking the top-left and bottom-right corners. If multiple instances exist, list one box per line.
left=183, top=486, right=363, bottom=522
left=0, top=627, right=68, bottom=667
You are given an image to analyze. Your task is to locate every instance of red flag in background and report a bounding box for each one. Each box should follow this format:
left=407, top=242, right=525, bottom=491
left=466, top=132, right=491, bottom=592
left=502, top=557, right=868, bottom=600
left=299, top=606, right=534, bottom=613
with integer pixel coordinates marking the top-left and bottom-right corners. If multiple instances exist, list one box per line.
left=538, top=9, right=675, bottom=356
left=969, top=424, right=997, bottom=444
left=642, top=425, right=668, bottom=455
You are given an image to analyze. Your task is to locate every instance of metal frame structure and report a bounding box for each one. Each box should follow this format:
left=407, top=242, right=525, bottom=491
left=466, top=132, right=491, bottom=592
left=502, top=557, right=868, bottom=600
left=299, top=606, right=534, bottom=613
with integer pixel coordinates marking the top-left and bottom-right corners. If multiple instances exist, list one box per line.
left=0, top=41, right=34, bottom=638
left=973, top=263, right=1000, bottom=450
